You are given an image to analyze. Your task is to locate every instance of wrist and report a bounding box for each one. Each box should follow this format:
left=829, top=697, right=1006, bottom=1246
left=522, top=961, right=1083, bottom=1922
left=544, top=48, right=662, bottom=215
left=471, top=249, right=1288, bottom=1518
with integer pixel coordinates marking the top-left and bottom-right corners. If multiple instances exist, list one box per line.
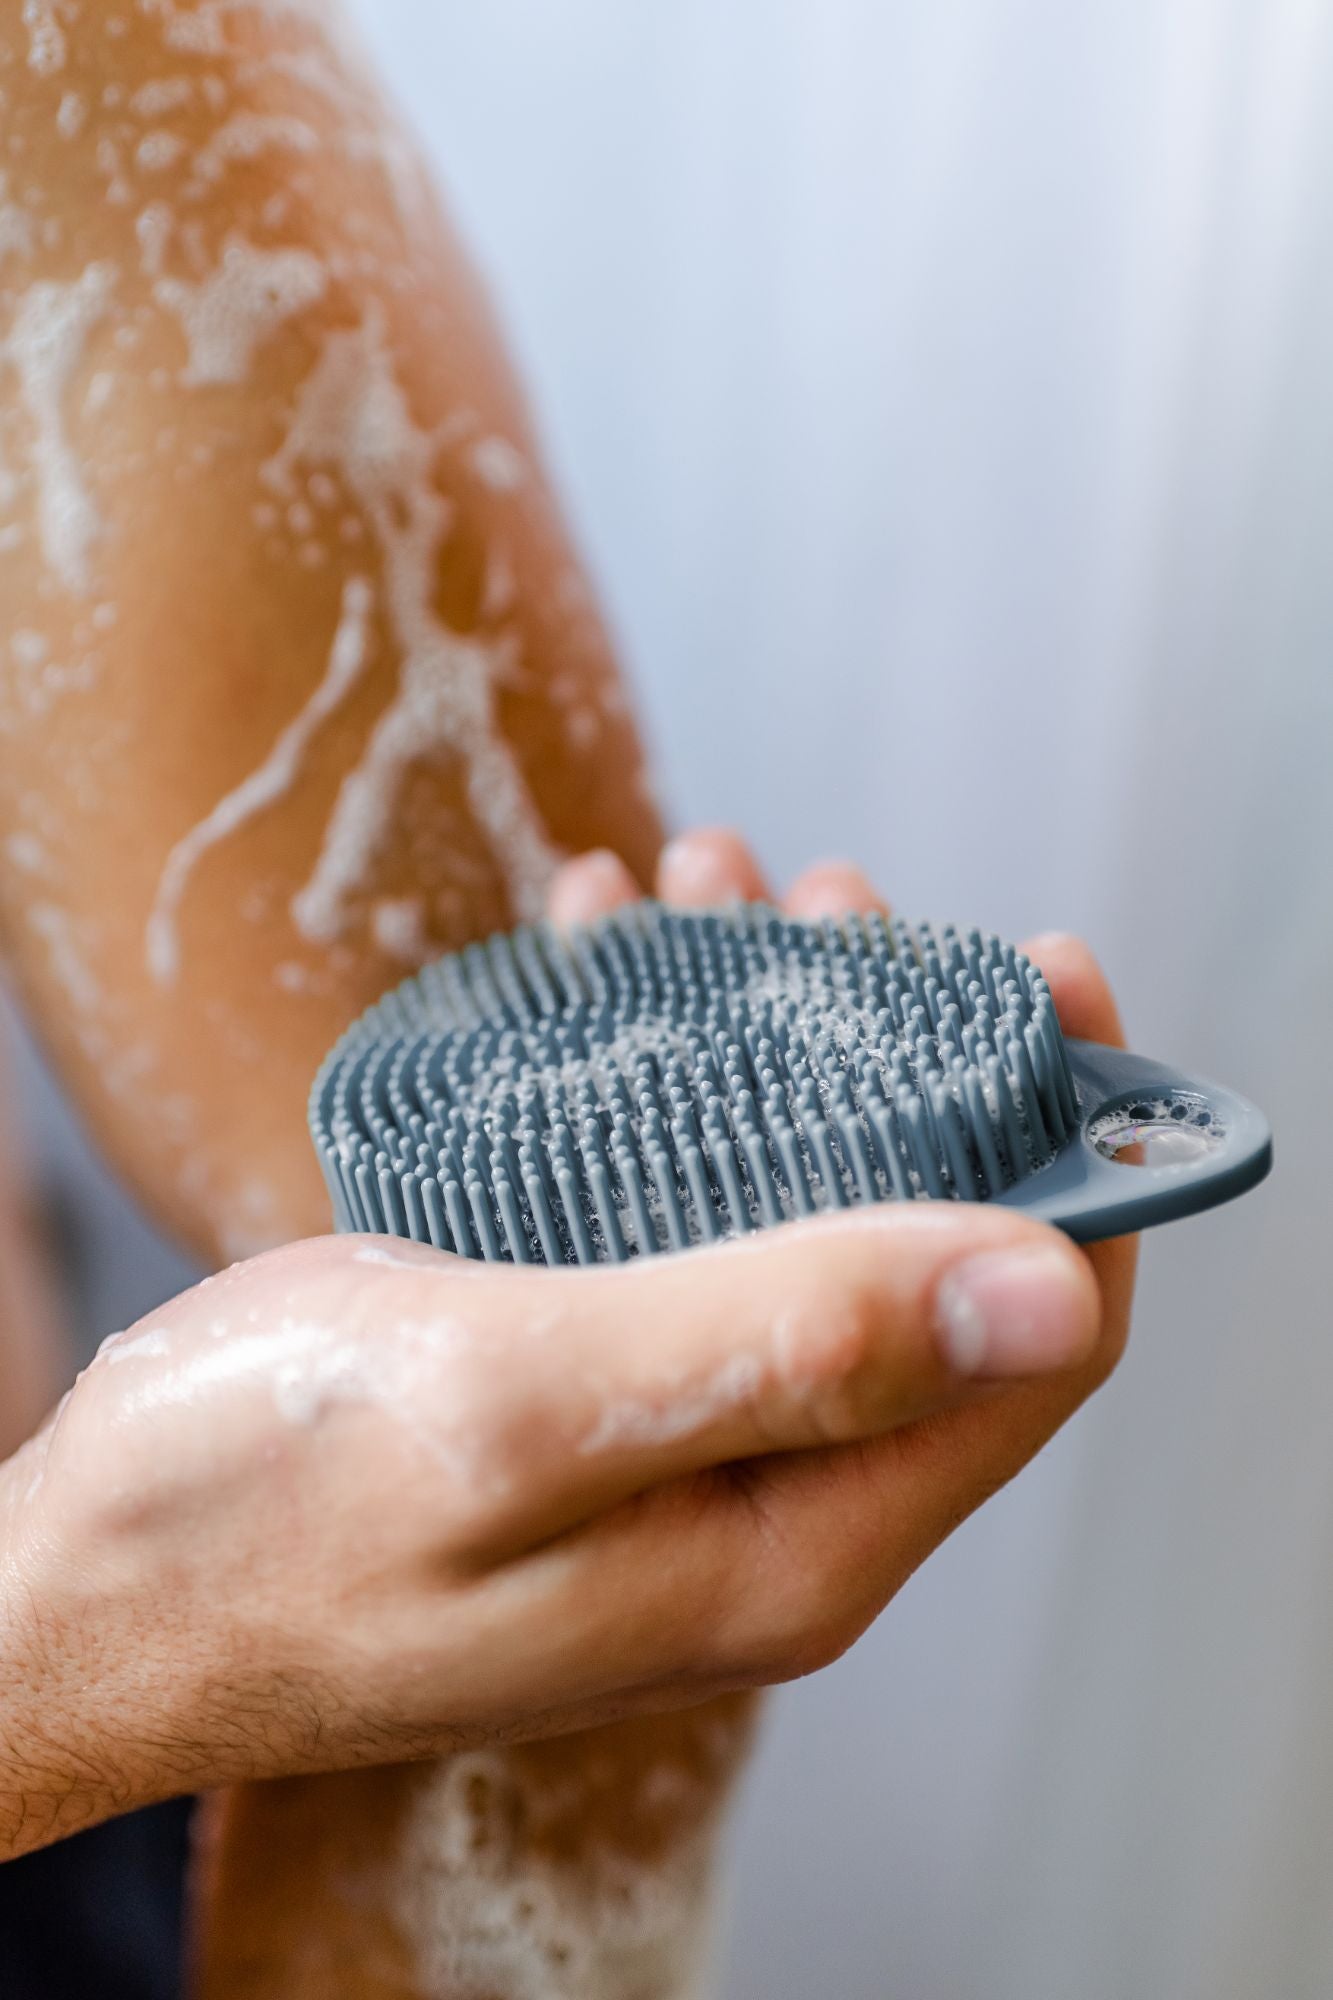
left=0, top=1431, right=167, bottom=1858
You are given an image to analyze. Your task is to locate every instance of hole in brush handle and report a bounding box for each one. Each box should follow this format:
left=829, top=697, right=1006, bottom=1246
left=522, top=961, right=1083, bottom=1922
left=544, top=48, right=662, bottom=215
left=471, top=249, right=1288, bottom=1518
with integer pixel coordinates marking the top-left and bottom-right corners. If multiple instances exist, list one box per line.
left=991, top=1042, right=1273, bottom=1243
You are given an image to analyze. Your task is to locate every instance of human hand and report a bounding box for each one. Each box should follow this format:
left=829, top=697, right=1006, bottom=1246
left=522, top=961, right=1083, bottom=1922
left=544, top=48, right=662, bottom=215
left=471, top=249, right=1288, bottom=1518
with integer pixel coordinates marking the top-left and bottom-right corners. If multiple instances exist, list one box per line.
left=553, top=828, right=1136, bottom=1602
left=0, top=832, right=1132, bottom=1868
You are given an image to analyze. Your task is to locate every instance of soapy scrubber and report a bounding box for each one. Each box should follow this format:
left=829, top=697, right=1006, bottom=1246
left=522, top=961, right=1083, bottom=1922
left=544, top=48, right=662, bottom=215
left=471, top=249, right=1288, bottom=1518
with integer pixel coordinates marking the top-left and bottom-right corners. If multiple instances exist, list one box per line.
left=309, top=904, right=1271, bottom=1262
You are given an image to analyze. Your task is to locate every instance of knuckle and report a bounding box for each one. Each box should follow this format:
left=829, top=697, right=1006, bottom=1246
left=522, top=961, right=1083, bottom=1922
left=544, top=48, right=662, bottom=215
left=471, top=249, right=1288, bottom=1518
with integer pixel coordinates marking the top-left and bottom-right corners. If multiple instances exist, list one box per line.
left=739, top=1587, right=870, bottom=1685
left=781, top=1592, right=870, bottom=1681
left=714, top=1521, right=882, bottom=1686
left=1085, top=1316, right=1128, bottom=1391
left=779, top=1260, right=887, bottom=1441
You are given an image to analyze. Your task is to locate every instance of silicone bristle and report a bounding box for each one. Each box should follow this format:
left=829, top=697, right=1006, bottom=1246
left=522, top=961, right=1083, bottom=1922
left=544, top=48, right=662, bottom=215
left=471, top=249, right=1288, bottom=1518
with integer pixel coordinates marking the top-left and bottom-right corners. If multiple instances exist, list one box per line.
left=310, top=904, right=1080, bottom=1265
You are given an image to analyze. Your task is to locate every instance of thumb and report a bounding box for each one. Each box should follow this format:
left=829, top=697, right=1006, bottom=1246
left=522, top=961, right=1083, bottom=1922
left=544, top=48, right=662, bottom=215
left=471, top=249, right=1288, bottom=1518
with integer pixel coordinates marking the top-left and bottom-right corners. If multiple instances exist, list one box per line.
left=464, top=1205, right=1101, bottom=1548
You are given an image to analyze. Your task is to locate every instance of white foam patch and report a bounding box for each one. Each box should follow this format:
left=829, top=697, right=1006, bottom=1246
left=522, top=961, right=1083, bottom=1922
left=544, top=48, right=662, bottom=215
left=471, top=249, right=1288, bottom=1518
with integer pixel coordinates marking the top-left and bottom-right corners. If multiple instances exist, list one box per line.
left=135, top=203, right=174, bottom=277
left=28, top=902, right=101, bottom=1015
left=191, top=111, right=319, bottom=186
left=153, top=234, right=326, bottom=386
left=5, top=831, right=46, bottom=873
left=156, top=10, right=227, bottom=56
left=343, top=126, right=433, bottom=239
left=10, top=628, right=47, bottom=669
left=0, top=210, right=34, bottom=263
left=396, top=1753, right=724, bottom=2000
left=130, top=77, right=195, bottom=117
left=470, top=435, right=527, bottom=493
left=4, top=263, right=117, bottom=595
left=0, top=173, right=36, bottom=265
left=56, top=91, right=86, bottom=138
left=370, top=893, right=427, bottom=963
left=265, top=313, right=559, bottom=946
left=147, top=0, right=348, bottom=52
left=136, top=130, right=188, bottom=172
left=351, top=1241, right=442, bottom=1272
left=100, top=1328, right=172, bottom=1365
left=578, top=1353, right=765, bottom=1457
left=244, top=44, right=359, bottom=114
left=6, top=639, right=97, bottom=717
left=147, top=573, right=373, bottom=982
left=22, top=0, right=66, bottom=75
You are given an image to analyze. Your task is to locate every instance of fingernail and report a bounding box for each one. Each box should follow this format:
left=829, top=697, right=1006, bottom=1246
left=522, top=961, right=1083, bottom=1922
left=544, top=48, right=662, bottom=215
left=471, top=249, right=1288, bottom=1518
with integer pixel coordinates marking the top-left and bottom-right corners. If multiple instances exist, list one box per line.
left=935, top=1248, right=1093, bottom=1378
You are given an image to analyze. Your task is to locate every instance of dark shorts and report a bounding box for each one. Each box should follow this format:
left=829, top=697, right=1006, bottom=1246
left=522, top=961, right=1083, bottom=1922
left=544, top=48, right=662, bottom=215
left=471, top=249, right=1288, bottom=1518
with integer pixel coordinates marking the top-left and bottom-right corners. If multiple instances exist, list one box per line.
left=0, top=1800, right=192, bottom=2000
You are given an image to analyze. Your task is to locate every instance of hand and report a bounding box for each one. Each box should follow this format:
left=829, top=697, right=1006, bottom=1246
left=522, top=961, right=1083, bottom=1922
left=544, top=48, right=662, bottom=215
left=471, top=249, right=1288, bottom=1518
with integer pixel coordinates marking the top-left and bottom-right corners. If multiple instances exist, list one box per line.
left=553, top=830, right=1136, bottom=1621
left=0, top=832, right=1133, bottom=1865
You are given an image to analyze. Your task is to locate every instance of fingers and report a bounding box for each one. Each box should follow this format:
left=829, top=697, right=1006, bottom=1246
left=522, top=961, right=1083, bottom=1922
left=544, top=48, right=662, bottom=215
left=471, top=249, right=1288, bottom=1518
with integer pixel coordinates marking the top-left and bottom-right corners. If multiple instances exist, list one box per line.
left=691, top=1223, right=1136, bottom=1689
left=1022, top=931, right=1125, bottom=1050
left=559, top=831, right=894, bottom=933
left=784, top=861, right=888, bottom=921
left=537, top=1238, right=1124, bottom=1702
left=656, top=828, right=772, bottom=906
left=443, top=1206, right=1100, bottom=1557
left=547, top=849, right=641, bottom=928
left=493, top=1302, right=1115, bottom=1703
left=548, top=849, right=1121, bottom=1059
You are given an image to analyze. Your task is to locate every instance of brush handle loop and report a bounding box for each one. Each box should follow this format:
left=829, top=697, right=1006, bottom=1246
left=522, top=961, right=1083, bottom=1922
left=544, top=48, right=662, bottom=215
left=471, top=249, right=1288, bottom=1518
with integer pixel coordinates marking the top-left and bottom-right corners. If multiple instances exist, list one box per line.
left=993, top=1042, right=1273, bottom=1242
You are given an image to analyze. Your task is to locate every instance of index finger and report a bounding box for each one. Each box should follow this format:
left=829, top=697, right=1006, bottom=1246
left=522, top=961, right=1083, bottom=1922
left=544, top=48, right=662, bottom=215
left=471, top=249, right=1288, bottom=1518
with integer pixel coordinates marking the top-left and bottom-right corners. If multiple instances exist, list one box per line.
left=1021, top=932, right=1125, bottom=1049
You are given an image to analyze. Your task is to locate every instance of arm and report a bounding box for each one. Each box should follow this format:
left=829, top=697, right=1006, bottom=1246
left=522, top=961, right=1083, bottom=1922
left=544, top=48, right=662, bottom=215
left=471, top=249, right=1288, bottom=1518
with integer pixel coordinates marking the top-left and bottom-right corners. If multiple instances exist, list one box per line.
left=0, top=3, right=735, bottom=1989
left=0, top=9, right=1136, bottom=1997
left=0, top=0, right=658, bottom=1266
left=0, top=836, right=1133, bottom=2000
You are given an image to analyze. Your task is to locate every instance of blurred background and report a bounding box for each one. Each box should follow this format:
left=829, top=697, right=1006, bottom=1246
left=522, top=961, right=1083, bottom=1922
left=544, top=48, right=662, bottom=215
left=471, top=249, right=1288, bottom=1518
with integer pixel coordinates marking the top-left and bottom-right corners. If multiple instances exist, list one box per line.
left=6, top=0, right=1332, bottom=1993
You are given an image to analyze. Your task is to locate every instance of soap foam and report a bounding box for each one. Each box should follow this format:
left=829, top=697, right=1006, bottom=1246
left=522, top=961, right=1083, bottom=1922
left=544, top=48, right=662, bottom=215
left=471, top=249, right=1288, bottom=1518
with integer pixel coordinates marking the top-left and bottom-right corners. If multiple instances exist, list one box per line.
left=135, top=203, right=174, bottom=277
left=0, top=177, right=36, bottom=264
left=470, top=435, right=527, bottom=493
left=263, top=312, right=559, bottom=945
left=140, top=0, right=345, bottom=61
left=396, top=1752, right=723, bottom=2000
left=577, top=1353, right=764, bottom=1458
left=153, top=234, right=327, bottom=386
left=5, top=831, right=46, bottom=873
left=136, top=130, right=189, bottom=173
left=147, top=573, right=373, bottom=982
left=190, top=111, right=320, bottom=187
left=56, top=91, right=87, bottom=138
left=4, top=263, right=117, bottom=594
left=370, top=893, right=428, bottom=963
left=28, top=901, right=101, bottom=1016
left=22, top=0, right=66, bottom=76
left=130, top=77, right=196, bottom=117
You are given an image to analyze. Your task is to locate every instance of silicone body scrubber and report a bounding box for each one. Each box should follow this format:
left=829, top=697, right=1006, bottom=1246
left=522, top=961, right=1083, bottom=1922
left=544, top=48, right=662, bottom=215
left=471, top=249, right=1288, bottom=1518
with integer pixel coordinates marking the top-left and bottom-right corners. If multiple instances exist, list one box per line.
left=310, top=904, right=1272, bottom=1262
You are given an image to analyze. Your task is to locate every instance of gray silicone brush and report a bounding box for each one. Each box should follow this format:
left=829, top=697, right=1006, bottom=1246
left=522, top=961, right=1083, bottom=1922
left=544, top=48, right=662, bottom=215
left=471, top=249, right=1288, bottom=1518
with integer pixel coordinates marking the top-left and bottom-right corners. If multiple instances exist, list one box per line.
left=309, top=903, right=1272, bottom=1263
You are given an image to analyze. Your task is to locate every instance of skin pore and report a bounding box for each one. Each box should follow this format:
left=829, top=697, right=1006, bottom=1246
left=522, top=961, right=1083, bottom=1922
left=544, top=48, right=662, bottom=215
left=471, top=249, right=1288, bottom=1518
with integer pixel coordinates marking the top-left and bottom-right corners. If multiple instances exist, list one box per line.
left=0, top=4, right=1137, bottom=1995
